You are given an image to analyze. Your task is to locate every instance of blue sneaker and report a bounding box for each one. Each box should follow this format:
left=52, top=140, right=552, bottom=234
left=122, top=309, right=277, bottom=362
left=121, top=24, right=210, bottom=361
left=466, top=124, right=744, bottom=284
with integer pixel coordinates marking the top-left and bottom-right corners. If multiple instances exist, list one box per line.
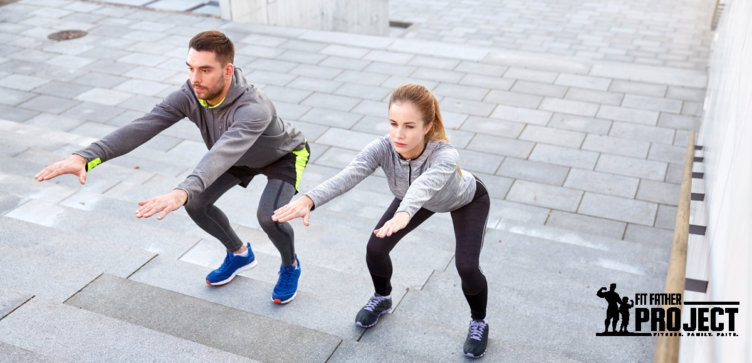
left=272, top=256, right=300, bottom=304
left=206, top=243, right=257, bottom=286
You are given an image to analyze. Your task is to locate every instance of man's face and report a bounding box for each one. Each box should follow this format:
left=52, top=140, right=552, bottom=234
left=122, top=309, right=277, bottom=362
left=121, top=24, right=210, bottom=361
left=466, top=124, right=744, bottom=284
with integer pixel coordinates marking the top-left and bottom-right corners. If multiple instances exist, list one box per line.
left=186, top=48, right=227, bottom=103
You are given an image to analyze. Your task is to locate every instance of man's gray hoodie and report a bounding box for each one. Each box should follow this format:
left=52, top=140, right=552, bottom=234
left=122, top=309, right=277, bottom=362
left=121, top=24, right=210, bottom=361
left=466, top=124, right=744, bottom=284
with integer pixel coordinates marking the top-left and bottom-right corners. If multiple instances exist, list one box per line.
left=305, top=136, right=477, bottom=218
left=75, top=68, right=306, bottom=200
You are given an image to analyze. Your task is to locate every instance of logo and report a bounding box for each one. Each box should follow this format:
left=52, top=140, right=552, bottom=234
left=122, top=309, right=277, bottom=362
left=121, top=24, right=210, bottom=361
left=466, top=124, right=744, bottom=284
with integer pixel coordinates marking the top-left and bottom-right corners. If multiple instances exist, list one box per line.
left=595, top=283, right=740, bottom=337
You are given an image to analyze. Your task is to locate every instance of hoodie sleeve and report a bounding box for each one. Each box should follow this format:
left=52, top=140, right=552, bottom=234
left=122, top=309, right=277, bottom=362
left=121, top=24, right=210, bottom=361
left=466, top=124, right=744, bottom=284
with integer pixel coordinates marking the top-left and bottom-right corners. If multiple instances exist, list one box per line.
left=74, top=90, right=189, bottom=167
left=397, top=145, right=459, bottom=218
left=176, top=105, right=271, bottom=200
left=304, top=138, right=387, bottom=209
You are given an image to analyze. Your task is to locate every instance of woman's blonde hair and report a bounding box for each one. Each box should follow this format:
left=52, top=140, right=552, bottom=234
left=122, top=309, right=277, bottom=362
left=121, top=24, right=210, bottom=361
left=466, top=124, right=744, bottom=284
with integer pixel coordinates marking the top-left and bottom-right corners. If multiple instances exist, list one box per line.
left=388, top=84, right=449, bottom=142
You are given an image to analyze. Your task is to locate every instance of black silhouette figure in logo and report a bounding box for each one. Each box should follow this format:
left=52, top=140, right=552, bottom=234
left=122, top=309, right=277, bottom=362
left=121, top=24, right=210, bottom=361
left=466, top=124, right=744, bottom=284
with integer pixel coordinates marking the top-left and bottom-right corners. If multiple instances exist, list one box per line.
left=619, top=296, right=634, bottom=332
left=597, top=283, right=621, bottom=333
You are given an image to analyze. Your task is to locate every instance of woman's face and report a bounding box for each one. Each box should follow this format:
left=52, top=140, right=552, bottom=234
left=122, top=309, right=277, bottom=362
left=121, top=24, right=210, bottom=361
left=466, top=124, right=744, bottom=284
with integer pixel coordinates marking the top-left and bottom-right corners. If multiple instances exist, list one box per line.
left=388, top=101, right=432, bottom=159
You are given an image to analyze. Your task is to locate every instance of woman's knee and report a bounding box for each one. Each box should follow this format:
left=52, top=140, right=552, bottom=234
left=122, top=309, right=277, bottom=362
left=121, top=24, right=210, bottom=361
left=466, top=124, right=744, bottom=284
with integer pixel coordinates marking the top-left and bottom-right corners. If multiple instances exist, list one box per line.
left=455, top=260, right=481, bottom=280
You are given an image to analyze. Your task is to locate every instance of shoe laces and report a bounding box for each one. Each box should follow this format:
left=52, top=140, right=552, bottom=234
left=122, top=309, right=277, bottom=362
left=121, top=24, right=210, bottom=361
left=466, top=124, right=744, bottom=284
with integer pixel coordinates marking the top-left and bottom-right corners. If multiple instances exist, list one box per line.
left=219, top=252, right=234, bottom=269
left=469, top=320, right=487, bottom=341
left=277, top=265, right=297, bottom=289
left=364, top=295, right=387, bottom=312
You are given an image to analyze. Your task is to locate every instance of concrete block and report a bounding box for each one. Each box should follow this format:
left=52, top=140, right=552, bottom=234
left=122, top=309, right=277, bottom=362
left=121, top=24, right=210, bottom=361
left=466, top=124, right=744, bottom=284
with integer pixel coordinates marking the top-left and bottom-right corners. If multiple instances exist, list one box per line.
left=0, top=87, right=35, bottom=107
left=624, top=223, right=674, bottom=244
left=622, top=94, right=683, bottom=113
left=75, top=88, right=133, bottom=106
left=582, top=134, right=650, bottom=158
left=467, top=134, right=534, bottom=159
left=0, top=297, right=254, bottom=362
left=636, top=179, right=681, bottom=206
left=459, top=74, right=515, bottom=90
left=389, top=38, right=487, bottom=61
left=666, top=86, right=706, bottom=102
left=511, top=80, right=568, bottom=98
left=565, top=87, right=624, bottom=106
left=261, top=85, right=312, bottom=104
left=247, top=70, right=297, bottom=87
left=381, top=76, right=438, bottom=92
left=590, top=63, right=707, bottom=88
left=118, top=52, right=168, bottom=67
left=529, top=144, right=599, bottom=169
left=484, top=89, right=542, bottom=108
left=237, top=44, right=284, bottom=58
left=648, top=143, right=687, bottom=164
left=0, top=74, right=48, bottom=91
left=564, top=168, right=640, bottom=198
left=320, top=44, right=369, bottom=59
left=595, top=154, right=667, bottom=181
left=309, top=146, right=359, bottom=170
left=351, top=99, right=386, bottom=116
left=248, top=58, right=299, bottom=73
left=596, top=105, right=659, bottom=125
left=507, top=180, right=582, bottom=211
left=409, top=55, right=460, bottom=70
left=579, top=192, right=657, bottom=226
left=67, top=274, right=341, bottom=361
left=547, top=113, right=612, bottom=135
left=411, top=67, right=464, bottom=83
left=432, top=83, right=489, bottom=101
left=300, top=107, right=361, bottom=128
left=319, top=55, right=369, bottom=71
left=0, top=341, right=56, bottom=363
left=655, top=204, right=678, bottom=230
left=657, top=113, right=699, bottom=130
left=454, top=61, right=507, bottom=76
left=490, top=104, right=552, bottom=125
left=289, top=64, right=342, bottom=80
left=546, top=211, right=626, bottom=239
left=609, top=121, right=675, bottom=145
left=555, top=73, right=610, bottom=90
left=364, top=50, right=413, bottom=64
left=288, top=77, right=342, bottom=93
left=334, top=83, right=391, bottom=101
left=519, top=125, right=585, bottom=148
left=440, top=97, right=496, bottom=117
left=316, top=128, right=377, bottom=151
left=497, top=157, right=570, bottom=186
left=19, top=95, right=79, bottom=114
left=504, top=67, right=558, bottom=83
left=456, top=148, right=504, bottom=174
left=335, top=70, right=389, bottom=86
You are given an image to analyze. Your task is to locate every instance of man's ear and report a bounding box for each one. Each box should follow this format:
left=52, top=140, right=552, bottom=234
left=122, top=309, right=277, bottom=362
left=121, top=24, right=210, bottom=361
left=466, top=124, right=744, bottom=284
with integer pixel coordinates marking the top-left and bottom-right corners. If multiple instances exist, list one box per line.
left=224, top=63, right=234, bottom=78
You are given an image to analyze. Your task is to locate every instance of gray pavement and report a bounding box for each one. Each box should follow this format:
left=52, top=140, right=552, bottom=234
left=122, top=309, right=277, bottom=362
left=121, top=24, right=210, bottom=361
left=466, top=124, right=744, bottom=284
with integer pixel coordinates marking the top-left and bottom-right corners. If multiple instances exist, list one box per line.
left=0, top=0, right=712, bottom=361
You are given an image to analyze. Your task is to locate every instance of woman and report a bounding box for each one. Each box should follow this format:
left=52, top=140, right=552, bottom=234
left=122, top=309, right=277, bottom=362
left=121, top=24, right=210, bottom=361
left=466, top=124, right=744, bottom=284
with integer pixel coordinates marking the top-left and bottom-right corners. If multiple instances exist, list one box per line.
left=272, top=84, right=491, bottom=358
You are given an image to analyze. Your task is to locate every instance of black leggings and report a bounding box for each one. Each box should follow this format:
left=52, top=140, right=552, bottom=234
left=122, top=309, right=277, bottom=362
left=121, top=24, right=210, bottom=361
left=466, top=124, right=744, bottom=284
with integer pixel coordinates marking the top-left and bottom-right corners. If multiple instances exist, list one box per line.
left=184, top=174, right=297, bottom=265
left=366, top=179, right=490, bottom=319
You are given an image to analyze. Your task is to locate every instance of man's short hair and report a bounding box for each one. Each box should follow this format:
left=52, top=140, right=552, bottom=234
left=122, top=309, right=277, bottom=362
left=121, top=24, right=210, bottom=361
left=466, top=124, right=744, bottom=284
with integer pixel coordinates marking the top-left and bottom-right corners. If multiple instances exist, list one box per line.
left=189, top=30, right=235, bottom=65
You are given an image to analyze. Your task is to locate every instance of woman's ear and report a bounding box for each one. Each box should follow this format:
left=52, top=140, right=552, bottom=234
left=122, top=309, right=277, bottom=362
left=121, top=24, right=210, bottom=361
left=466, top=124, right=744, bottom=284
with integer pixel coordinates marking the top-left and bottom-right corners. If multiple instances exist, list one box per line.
left=424, top=122, right=433, bottom=135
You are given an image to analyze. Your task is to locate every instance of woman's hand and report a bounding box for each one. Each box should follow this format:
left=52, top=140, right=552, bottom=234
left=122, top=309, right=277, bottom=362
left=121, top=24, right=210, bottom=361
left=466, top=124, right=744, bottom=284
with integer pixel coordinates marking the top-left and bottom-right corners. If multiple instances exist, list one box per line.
left=272, top=195, right=315, bottom=226
left=374, top=211, right=410, bottom=238
left=136, top=189, right=188, bottom=220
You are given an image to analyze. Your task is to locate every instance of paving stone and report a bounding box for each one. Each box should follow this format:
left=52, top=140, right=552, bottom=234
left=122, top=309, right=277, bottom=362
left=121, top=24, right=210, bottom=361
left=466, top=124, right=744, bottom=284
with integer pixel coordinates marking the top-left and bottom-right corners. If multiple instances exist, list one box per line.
left=636, top=179, right=681, bottom=206
left=519, top=125, right=585, bottom=148
left=334, top=70, right=389, bottom=86
left=0, top=341, right=56, bottom=363
left=582, top=134, right=650, bottom=158
left=30, top=80, right=90, bottom=99
left=564, top=87, right=624, bottom=106
left=622, top=94, right=683, bottom=113
left=488, top=198, right=552, bottom=225
left=409, top=55, right=460, bottom=70
left=67, top=274, right=340, bottom=362
left=288, top=77, right=342, bottom=93
left=456, top=148, right=504, bottom=174
left=454, top=61, right=507, bottom=76
left=351, top=99, right=386, bottom=117
left=472, top=172, right=513, bottom=199
left=334, top=83, right=391, bottom=101
left=564, top=168, right=639, bottom=198
left=506, top=180, right=583, bottom=212
left=363, top=50, right=414, bottom=64
left=578, top=192, right=658, bottom=225
left=490, top=104, right=552, bottom=125
left=319, top=56, right=369, bottom=71
left=497, top=157, right=570, bottom=186
left=595, top=154, right=667, bottom=181
left=655, top=203, right=678, bottom=230
left=19, top=95, right=79, bottom=114
left=590, top=63, right=706, bottom=88
left=0, top=74, right=48, bottom=91
left=365, top=62, right=417, bottom=77
left=411, top=67, right=464, bottom=83
left=504, top=67, right=558, bottom=83
left=658, top=112, right=699, bottom=130
left=432, top=83, right=489, bottom=101
left=381, top=76, right=438, bottom=91
left=555, top=73, right=611, bottom=90
left=529, top=144, right=599, bottom=169
left=113, top=79, right=170, bottom=96
left=301, top=92, right=361, bottom=112
left=0, top=297, right=253, bottom=362
left=289, top=64, right=342, bottom=80
left=666, top=86, right=706, bottom=102
left=648, top=143, right=687, bottom=164
left=75, top=88, right=133, bottom=106
left=624, top=223, right=674, bottom=244
left=466, top=134, right=534, bottom=159
left=437, top=97, right=496, bottom=117
left=72, top=71, right=128, bottom=88
left=596, top=105, right=659, bottom=125
left=511, top=80, right=568, bottom=98
left=609, top=121, right=675, bottom=145
left=484, top=89, right=542, bottom=108
left=459, top=74, right=515, bottom=90
left=389, top=38, right=487, bottom=61
left=0, top=87, right=36, bottom=106
left=609, top=82, right=668, bottom=101
left=316, top=128, right=378, bottom=151
left=546, top=210, right=626, bottom=239
left=319, top=44, right=369, bottom=59
left=299, top=107, right=362, bottom=129
left=247, top=70, right=296, bottom=87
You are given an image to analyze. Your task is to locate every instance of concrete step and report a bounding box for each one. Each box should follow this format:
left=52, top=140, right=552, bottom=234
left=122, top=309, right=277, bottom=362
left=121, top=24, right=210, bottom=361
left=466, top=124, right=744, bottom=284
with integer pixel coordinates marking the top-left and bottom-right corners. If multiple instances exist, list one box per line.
left=4, top=198, right=199, bottom=259
left=0, top=215, right=155, bottom=280
left=0, top=296, right=254, bottom=362
left=65, top=274, right=341, bottom=362
left=0, top=341, right=58, bottom=363
left=0, top=285, right=33, bottom=321
left=128, top=255, right=408, bottom=342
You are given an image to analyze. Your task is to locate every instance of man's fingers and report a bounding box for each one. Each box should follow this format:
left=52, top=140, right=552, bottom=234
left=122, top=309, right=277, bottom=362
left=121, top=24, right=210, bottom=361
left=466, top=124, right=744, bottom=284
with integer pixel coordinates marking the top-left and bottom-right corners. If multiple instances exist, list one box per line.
left=303, top=212, right=310, bottom=226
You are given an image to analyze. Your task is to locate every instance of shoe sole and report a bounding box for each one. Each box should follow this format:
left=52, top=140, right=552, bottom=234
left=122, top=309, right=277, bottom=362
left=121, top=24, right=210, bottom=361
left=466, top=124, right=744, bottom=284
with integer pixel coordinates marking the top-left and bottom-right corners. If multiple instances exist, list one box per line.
left=272, top=291, right=297, bottom=305
left=463, top=351, right=486, bottom=359
left=355, top=308, right=392, bottom=328
left=205, top=259, right=257, bottom=286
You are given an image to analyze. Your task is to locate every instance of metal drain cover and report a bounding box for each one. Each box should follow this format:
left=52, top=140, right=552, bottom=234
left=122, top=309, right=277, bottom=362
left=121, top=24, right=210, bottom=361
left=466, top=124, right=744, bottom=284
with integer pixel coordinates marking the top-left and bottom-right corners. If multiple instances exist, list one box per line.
left=48, top=30, right=87, bottom=41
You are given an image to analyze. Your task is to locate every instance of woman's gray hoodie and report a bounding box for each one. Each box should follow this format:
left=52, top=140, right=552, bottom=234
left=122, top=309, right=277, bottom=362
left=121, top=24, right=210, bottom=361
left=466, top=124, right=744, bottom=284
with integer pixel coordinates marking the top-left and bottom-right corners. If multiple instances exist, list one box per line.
left=306, top=136, right=476, bottom=218
left=75, top=68, right=306, bottom=200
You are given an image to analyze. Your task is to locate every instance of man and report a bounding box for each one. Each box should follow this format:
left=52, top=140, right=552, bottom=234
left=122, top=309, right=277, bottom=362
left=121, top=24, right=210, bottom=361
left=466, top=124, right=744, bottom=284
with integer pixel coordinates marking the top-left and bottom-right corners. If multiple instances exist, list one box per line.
left=34, top=30, right=309, bottom=305
left=597, top=283, right=621, bottom=332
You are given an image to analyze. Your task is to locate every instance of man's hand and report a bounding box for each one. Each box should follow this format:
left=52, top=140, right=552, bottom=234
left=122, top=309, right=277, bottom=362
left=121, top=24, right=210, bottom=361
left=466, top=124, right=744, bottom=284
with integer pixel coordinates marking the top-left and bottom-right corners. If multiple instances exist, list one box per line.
left=136, top=189, right=188, bottom=220
left=272, top=195, right=314, bottom=226
left=34, top=154, right=88, bottom=184
left=374, top=211, right=410, bottom=238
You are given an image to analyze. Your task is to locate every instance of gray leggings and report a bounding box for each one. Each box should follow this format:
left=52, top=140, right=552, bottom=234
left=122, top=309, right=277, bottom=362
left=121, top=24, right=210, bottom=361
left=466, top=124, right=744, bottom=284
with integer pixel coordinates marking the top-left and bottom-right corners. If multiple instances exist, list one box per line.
left=184, top=174, right=297, bottom=265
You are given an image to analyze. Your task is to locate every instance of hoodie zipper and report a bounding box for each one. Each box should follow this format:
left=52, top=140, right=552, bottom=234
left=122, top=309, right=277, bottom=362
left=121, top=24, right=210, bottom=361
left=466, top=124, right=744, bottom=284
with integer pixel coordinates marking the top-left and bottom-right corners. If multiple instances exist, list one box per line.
left=407, top=160, right=412, bottom=186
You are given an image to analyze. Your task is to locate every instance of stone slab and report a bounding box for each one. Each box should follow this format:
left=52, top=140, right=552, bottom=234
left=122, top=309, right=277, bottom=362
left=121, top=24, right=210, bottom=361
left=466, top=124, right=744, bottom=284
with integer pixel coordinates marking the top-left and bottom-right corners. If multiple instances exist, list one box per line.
left=506, top=180, right=583, bottom=212
left=578, top=192, right=658, bottom=226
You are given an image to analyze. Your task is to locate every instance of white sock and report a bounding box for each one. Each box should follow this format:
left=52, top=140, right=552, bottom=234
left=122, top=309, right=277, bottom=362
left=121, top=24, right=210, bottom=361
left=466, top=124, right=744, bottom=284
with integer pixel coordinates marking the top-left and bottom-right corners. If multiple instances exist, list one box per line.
left=234, top=249, right=249, bottom=257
